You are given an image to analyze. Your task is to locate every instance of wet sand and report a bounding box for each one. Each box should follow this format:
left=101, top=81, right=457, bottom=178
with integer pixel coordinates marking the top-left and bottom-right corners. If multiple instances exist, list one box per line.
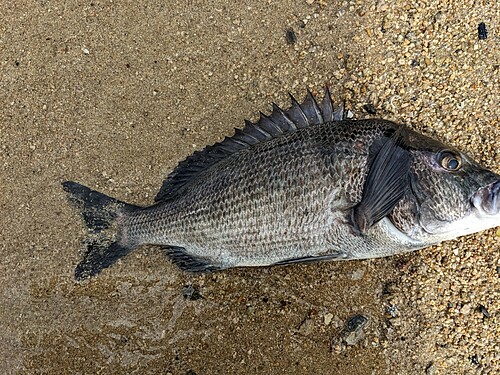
left=1, top=1, right=499, bottom=374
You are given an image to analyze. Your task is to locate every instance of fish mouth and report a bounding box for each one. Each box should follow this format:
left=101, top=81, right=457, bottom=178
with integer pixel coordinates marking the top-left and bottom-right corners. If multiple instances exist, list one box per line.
left=472, top=180, right=500, bottom=216
left=417, top=180, right=500, bottom=241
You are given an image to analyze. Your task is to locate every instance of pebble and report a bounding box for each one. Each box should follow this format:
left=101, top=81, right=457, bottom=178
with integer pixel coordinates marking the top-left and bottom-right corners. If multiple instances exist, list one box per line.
left=478, top=22, right=488, bottom=40
left=477, top=305, right=491, bottom=319
left=344, top=315, right=369, bottom=345
left=350, top=268, right=365, bottom=280
left=181, top=285, right=202, bottom=300
left=460, top=303, right=473, bottom=315
left=470, top=354, right=480, bottom=366
left=324, top=313, right=333, bottom=326
left=346, top=315, right=368, bottom=332
left=285, top=28, right=297, bottom=45
left=298, top=318, right=314, bottom=336
left=330, top=314, right=370, bottom=352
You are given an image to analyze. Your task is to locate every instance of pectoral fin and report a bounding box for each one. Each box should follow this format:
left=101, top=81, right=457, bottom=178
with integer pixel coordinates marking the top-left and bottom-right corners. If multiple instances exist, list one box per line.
left=350, top=129, right=410, bottom=234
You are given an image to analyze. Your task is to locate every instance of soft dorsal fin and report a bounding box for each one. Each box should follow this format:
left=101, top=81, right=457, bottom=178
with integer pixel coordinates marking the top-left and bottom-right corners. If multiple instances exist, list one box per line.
left=155, top=88, right=346, bottom=202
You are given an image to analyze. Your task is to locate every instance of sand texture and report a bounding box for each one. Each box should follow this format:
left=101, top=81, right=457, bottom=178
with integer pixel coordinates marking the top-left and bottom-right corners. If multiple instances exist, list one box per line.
left=1, top=1, right=499, bottom=374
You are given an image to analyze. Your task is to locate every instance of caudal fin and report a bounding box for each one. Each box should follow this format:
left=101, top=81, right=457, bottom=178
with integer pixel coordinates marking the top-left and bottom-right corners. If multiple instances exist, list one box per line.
left=62, top=181, right=138, bottom=280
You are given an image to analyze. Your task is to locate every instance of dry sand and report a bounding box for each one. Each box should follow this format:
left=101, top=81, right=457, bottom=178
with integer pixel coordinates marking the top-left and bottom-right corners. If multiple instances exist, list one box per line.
left=1, top=1, right=499, bottom=374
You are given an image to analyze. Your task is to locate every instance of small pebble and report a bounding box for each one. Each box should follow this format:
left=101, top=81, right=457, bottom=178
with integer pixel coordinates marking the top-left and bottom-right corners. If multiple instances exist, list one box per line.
left=460, top=303, right=473, bottom=315
left=324, top=313, right=334, bottom=326
left=425, top=362, right=435, bottom=375
left=298, top=318, right=314, bottom=336
left=182, top=285, right=202, bottom=300
left=477, top=304, right=491, bottom=319
left=346, top=314, right=368, bottom=332
left=471, top=354, right=480, bottom=366
left=285, top=28, right=297, bottom=45
left=386, top=305, right=398, bottom=318
left=363, top=104, right=377, bottom=114
left=350, top=268, right=365, bottom=280
left=478, top=22, right=488, bottom=40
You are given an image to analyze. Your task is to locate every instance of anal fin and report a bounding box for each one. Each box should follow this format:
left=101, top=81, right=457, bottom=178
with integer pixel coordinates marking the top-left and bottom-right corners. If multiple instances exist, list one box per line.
left=272, top=252, right=345, bottom=266
left=164, top=246, right=221, bottom=273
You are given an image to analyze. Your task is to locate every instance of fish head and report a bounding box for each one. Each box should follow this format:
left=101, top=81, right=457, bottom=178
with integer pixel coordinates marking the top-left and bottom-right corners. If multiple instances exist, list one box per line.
left=391, top=129, right=500, bottom=244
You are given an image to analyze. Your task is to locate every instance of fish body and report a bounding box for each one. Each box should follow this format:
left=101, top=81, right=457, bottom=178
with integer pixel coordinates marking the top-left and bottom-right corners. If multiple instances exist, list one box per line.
left=63, top=90, right=500, bottom=280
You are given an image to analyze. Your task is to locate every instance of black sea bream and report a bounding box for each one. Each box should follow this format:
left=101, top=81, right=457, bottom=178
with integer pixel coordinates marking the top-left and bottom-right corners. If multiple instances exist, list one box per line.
left=63, top=90, right=500, bottom=280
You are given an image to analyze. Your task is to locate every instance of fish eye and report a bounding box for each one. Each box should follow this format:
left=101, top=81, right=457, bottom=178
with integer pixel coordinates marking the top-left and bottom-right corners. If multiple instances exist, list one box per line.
left=438, top=151, right=462, bottom=171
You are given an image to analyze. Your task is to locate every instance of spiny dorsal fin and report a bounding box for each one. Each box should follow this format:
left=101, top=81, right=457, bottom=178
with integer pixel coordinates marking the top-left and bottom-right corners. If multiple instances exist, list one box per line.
left=155, top=88, right=346, bottom=201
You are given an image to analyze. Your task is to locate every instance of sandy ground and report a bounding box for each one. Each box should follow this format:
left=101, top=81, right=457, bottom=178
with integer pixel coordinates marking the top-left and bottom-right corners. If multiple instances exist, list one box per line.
left=1, top=1, right=499, bottom=374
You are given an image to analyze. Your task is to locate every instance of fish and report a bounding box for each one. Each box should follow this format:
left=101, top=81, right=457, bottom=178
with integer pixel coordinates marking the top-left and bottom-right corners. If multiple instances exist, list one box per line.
left=62, top=89, right=500, bottom=280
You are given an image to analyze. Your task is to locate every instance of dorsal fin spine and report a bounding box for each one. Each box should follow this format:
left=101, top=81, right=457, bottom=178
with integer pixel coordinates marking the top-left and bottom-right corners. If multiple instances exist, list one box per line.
left=228, top=134, right=249, bottom=147
left=254, top=117, right=273, bottom=139
left=245, top=118, right=273, bottom=140
left=320, top=87, right=334, bottom=122
left=306, top=89, right=323, bottom=123
left=288, top=94, right=309, bottom=128
left=234, top=128, right=258, bottom=144
left=272, top=103, right=297, bottom=131
left=154, top=89, right=345, bottom=202
left=257, top=112, right=281, bottom=136
left=264, top=115, right=283, bottom=134
left=228, top=137, right=249, bottom=147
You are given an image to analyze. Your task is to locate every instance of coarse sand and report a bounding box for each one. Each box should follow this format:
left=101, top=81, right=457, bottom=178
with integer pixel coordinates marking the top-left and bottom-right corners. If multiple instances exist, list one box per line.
left=1, top=1, right=499, bottom=374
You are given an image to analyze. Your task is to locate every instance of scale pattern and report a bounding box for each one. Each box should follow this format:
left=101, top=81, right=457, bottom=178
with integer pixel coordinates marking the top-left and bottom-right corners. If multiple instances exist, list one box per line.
left=124, top=119, right=415, bottom=268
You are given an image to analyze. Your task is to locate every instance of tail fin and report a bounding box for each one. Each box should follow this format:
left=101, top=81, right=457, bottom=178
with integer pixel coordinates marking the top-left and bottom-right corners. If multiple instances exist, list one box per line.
left=62, top=181, right=138, bottom=281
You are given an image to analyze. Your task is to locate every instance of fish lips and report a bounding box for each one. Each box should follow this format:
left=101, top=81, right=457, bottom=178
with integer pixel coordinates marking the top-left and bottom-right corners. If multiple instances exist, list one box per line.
left=472, top=180, right=500, bottom=216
